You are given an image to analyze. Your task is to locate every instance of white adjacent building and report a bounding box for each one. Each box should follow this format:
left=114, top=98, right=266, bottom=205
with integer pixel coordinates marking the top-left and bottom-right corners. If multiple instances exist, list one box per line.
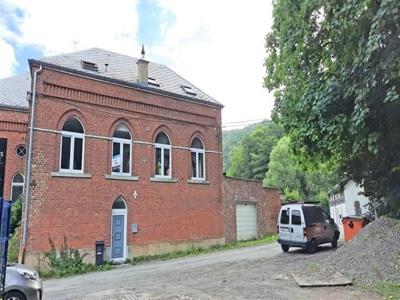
left=329, top=180, right=371, bottom=240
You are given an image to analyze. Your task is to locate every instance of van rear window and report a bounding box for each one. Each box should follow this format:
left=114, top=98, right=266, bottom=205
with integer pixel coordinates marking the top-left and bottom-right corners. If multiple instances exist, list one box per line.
left=291, top=210, right=302, bottom=225
left=280, top=209, right=289, bottom=224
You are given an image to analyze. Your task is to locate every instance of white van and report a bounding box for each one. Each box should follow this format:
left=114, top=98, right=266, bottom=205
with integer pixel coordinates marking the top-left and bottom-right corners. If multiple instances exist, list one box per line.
left=277, top=203, right=340, bottom=253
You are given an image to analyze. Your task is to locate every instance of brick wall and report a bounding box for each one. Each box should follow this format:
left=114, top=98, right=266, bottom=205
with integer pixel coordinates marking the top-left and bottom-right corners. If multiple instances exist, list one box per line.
left=0, top=108, right=28, bottom=199
left=24, top=67, right=225, bottom=263
left=223, top=176, right=281, bottom=242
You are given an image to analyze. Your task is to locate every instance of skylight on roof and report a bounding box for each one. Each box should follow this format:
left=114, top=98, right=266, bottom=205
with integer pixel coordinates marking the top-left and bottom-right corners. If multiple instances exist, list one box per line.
left=81, top=60, right=98, bottom=72
left=148, top=77, right=160, bottom=87
left=181, top=85, right=197, bottom=96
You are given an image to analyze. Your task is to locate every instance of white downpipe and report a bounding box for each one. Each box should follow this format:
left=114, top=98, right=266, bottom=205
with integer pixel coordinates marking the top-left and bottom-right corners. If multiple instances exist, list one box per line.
left=22, top=65, right=43, bottom=251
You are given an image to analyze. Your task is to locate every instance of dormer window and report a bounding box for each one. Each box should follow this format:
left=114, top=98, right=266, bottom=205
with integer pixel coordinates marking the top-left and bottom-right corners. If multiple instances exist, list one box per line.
left=81, top=60, right=98, bottom=72
left=148, top=77, right=160, bottom=87
left=181, top=85, right=197, bottom=96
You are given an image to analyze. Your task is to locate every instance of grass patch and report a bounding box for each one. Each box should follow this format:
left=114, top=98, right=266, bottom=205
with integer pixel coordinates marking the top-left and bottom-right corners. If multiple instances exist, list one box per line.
left=372, top=280, right=400, bottom=300
left=129, top=234, right=277, bottom=265
left=39, top=262, right=113, bottom=279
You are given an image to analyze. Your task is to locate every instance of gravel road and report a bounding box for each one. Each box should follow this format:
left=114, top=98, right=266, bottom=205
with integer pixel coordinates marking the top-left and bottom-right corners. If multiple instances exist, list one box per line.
left=43, top=243, right=382, bottom=300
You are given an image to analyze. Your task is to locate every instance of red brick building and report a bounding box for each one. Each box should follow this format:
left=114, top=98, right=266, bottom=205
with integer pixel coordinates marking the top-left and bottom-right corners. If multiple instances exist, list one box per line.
left=1, top=48, right=225, bottom=266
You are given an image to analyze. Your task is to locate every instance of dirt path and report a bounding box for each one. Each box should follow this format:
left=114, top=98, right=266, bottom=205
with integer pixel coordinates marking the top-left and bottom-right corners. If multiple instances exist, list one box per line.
left=43, top=243, right=382, bottom=300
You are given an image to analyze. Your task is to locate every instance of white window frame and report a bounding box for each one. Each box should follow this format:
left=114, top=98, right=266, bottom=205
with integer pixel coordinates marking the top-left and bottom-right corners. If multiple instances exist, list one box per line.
left=10, top=173, right=24, bottom=202
left=60, top=131, right=85, bottom=173
left=112, top=137, right=132, bottom=176
left=154, top=143, right=172, bottom=179
left=191, top=147, right=206, bottom=180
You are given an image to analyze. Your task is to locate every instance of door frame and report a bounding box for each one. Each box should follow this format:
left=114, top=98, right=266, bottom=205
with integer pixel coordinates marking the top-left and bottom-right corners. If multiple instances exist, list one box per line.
left=110, top=208, right=127, bottom=262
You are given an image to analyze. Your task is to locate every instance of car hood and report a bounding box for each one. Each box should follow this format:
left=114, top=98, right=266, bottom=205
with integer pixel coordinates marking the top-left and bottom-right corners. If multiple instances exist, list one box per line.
left=7, top=263, right=39, bottom=276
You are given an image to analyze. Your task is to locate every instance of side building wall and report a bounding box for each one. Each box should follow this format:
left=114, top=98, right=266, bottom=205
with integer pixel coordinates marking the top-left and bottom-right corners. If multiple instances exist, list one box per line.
left=0, top=108, right=28, bottom=199
left=223, top=176, right=281, bottom=242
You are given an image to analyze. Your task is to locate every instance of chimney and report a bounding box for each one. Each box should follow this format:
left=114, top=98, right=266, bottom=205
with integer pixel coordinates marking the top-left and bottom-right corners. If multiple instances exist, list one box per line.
left=137, top=44, right=149, bottom=85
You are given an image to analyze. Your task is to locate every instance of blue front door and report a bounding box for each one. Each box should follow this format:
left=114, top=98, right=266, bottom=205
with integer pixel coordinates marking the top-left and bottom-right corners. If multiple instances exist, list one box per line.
left=112, top=215, right=124, bottom=259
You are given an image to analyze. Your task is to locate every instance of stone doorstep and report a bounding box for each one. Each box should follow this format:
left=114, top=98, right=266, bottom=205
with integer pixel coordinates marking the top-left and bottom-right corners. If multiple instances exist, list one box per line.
left=291, top=271, right=353, bottom=287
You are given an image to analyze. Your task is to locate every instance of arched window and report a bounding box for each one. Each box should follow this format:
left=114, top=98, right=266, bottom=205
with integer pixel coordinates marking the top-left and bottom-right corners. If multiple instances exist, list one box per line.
left=60, top=117, right=85, bottom=172
left=11, top=173, right=24, bottom=203
left=191, top=138, right=205, bottom=180
left=112, top=124, right=132, bottom=175
left=112, top=196, right=127, bottom=209
left=154, top=131, right=171, bottom=178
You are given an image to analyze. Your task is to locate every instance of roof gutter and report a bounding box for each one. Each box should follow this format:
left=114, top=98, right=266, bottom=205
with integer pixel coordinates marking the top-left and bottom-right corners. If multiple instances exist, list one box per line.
left=0, top=104, right=29, bottom=112
left=21, top=64, right=43, bottom=258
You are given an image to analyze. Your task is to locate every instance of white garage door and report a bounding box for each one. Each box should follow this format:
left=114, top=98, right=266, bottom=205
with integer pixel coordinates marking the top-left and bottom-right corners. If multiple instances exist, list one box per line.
left=236, top=203, right=257, bottom=241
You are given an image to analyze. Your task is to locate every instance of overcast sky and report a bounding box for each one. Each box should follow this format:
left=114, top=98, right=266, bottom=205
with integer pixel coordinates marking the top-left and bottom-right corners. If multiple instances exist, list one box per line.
left=0, top=0, right=275, bottom=127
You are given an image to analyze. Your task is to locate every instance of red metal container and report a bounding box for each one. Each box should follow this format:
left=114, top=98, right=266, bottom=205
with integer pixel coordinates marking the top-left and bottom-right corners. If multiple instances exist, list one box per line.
left=342, top=216, right=369, bottom=241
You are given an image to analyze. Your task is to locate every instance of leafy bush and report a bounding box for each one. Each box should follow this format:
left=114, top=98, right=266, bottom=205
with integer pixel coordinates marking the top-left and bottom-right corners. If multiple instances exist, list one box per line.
left=7, top=227, right=21, bottom=263
left=10, top=197, right=22, bottom=235
left=41, top=236, right=112, bottom=278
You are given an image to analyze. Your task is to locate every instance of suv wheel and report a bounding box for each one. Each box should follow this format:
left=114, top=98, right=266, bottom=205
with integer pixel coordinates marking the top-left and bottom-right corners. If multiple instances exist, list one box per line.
left=4, top=290, right=26, bottom=300
left=307, top=239, right=316, bottom=254
left=281, top=244, right=289, bottom=252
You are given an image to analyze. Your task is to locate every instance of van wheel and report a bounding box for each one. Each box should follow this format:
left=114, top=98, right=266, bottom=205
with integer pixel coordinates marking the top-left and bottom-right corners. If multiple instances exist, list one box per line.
left=307, top=239, right=316, bottom=254
left=281, top=244, right=289, bottom=252
left=332, top=232, right=339, bottom=248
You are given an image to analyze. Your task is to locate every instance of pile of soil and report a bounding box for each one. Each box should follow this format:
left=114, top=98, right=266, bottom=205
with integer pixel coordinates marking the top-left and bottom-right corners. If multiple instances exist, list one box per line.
left=311, top=217, right=400, bottom=284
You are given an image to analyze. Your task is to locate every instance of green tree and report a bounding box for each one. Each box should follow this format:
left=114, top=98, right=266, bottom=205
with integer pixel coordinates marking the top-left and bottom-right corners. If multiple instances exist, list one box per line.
left=265, top=0, right=400, bottom=217
left=263, top=136, right=301, bottom=197
left=227, top=122, right=283, bottom=180
left=264, top=136, right=339, bottom=208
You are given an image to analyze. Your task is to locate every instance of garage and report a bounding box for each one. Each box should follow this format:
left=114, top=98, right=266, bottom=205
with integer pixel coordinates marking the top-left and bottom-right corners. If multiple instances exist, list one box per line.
left=236, top=203, right=257, bottom=240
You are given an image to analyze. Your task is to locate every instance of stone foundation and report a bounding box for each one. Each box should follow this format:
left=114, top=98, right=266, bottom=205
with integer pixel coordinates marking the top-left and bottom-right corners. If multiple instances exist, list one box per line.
left=24, top=237, right=226, bottom=269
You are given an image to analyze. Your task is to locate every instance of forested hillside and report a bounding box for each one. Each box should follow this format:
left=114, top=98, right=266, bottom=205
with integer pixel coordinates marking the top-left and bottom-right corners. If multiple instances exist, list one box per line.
left=222, top=123, right=261, bottom=171
left=222, top=121, right=338, bottom=207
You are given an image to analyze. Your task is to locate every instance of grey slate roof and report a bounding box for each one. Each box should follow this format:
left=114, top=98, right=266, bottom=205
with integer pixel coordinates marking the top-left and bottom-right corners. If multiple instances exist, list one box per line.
left=0, top=48, right=221, bottom=110
left=0, top=73, right=31, bottom=110
left=37, top=48, right=220, bottom=105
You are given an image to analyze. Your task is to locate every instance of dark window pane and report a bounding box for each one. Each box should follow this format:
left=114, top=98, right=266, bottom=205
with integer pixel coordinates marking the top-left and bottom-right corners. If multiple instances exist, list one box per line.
left=13, top=173, right=24, bottom=183
left=164, top=148, right=170, bottom=176
left=123, top=143, right=130, bottom=173
left=322, top=211, right=331, bottom=223
left=155, top=148, right=162, bottom=175
left=280, top=209, right=289, bottom=224
left=11, top=185, right=23, bottom=202
left=191, top=152, right=197, bottom=177
left=112, top=197, right=126, bottom=209
left=155, top=132, right=170, bottom=145
left=354, top=201, right=361, bottom=216
left=61, top=136, right=71, bottom=169
left=112, top=142, right=121, bottom=173
left=291, top=210, right=302, bottom=225
left=198, top=152, right=204, bottom=178
left=62, top=117, right=84, bottom=133
left=113, top=124, right=131, bottom=139
left=191, top=138, right=203, bottom=149
left=73, top=137, right=83, bottom=170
